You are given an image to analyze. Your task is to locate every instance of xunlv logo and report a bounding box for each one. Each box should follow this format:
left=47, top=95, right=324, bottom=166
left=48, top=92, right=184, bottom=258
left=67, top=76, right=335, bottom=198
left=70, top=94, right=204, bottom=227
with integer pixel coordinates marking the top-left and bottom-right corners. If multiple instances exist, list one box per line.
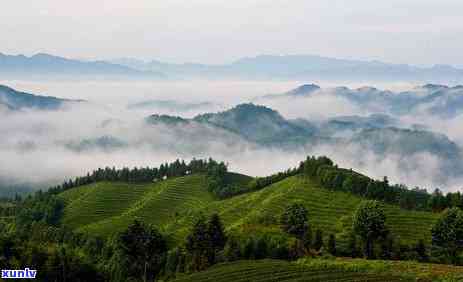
left=1, top=268, right=37, bottom=279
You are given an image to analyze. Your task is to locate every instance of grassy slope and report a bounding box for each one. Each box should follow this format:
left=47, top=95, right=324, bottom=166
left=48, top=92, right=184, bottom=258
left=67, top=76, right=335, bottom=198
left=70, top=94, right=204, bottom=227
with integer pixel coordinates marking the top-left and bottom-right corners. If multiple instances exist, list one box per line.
left=59, top=174, right=214, bottom=241
left=59, top=174, right=438, bottom=244
left=295, top=257, right=463, bottom=281
left=172, top=260, right=412, bottom=282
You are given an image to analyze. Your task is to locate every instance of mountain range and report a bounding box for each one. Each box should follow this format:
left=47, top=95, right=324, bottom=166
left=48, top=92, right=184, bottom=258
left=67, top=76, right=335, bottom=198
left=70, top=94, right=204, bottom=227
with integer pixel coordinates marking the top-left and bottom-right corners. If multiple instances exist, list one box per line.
left=2, top=83, right=463, bottom=188
left=0, top=53, right=163, bottom=79
left=260, top=83, right=463, bottom=118
left=2, top=52, right=463, bottom=82
left=112, top=54, right=463, bottom=82
left=147, top=102, right=460, bottom=157
left=0, top=84, right=83, bottom=111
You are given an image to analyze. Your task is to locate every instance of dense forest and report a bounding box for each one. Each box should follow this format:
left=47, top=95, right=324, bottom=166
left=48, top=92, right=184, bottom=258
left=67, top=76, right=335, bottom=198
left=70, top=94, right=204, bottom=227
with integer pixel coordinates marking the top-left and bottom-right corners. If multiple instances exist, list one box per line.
left=1, top=156, right=463, bottom=281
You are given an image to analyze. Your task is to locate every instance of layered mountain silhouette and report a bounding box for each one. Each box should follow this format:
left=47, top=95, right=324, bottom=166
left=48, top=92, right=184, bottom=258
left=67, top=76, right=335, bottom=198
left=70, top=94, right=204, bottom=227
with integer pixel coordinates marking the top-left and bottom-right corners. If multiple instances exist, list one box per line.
left=145, top=103, right=463, bottom=175
left=0, top=53, right=164, bottom=79
left=3, top=52, right=463, bottom=81
left=0, top=84, right=83, bottom=111
left=112, top=54, right=463, bottom=82
left=262, top=83, right=463, bottom=118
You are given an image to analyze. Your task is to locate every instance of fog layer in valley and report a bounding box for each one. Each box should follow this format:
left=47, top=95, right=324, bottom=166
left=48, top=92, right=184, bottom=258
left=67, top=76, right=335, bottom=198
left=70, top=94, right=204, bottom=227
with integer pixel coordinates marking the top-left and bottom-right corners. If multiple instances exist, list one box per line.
left=1, top=80, right=462, bottom=194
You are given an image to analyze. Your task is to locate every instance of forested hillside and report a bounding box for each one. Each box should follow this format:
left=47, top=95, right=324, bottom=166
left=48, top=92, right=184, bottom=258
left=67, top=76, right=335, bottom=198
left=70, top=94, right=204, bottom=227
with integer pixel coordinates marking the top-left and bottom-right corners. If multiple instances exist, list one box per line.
left=2, top=156, right=463, bottom=281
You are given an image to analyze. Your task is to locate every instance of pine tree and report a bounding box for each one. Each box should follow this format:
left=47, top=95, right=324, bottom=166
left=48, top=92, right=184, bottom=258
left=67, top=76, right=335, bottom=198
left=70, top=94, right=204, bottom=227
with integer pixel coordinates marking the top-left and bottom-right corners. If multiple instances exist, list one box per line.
left=415, top=239, right=428, bottom=262
left=313, top=229, right=323, bottom=251
left=254, top=237, right=268, bottom=259
left=223, top=237, right=241, bottom=262
left=186, top=216, right=211, bottom=271
left=328, top=234, right=336, bottom=255
left=206, top=214, right=227, bottom=264
left=118, top=220, right=167, bottom=282
left=348, top=233, right=359, bottom=258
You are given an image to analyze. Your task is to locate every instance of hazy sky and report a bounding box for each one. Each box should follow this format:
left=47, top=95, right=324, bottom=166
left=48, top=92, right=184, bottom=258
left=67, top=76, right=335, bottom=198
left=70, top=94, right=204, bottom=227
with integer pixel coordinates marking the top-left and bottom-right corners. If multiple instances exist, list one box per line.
left=2, top=0, right=463, bottom=65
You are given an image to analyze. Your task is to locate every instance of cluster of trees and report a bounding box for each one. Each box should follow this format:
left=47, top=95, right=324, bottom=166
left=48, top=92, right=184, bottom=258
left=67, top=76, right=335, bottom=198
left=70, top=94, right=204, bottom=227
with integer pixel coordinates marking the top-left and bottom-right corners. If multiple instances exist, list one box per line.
left=277, top=201, right=463, bottom=264
left=47, top=158, right=223, bottom=195
left=299, top=156, right=463, bottom=212
left=204, top=161, right=235, bottom=198
left=431, top=207, right=463, bottom=264
left=349, top=201, right=463, bottom=264
left=4, top=191, right=463, bottom=282
left=248, top=168, right=299, bottom=191
left=107, top=214, right=228, bottom=281
left=6, top=154, right=463, bottom=281
left=279, top=203, right=335, bottom=257
left=15, top=191, right=64, bottom=227
left=0, top=222, right=105, bottom=281
left=206, top=165, right=300, bottom=199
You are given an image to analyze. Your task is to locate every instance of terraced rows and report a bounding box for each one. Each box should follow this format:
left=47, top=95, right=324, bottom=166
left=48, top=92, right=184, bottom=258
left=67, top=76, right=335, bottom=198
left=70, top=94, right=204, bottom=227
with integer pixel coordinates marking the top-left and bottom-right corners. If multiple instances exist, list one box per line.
left=172, top=260, right=411, bottom=282
left=75, top=175, right=213, bottom=238
left=207, top=176, right=438, bottom=244
left=60, top=174, right=438, bottom=245
left=59, top=182, right=154, bottom=228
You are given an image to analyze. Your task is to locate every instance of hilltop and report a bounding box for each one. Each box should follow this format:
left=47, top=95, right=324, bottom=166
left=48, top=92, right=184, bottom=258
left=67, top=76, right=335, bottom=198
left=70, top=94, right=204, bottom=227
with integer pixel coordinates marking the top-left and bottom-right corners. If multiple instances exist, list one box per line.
left=0, top=84, right=84, bottom=111
left=57, top=160, right=438, bottom=247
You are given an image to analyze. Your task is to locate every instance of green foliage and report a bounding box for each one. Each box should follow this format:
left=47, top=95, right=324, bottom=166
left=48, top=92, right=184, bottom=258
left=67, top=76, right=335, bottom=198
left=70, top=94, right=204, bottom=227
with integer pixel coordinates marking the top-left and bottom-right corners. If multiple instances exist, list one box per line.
left=49, top=158, right=221, bottom=194
left=164, top=247, right=186, bottom=279
left=415, top=239, right=428, bottom=262
left=248, top=168, right=299, bottom=191
left=185, top=214, right=227, bottom=271
left=173, top=259, right=413, bottom=282
left=348, top=232, right=360, bottom=258
left=185, top=216, right=212, bottom=271
left=328, top=234, right=336, bottom=255
left=16, top=192, right=64, bottom=226
left=205, top=161, right=254, bottom=199
left=9, top=155, right=463, bottom=281
left=117, top=220, right=167, bottom=281
left=299, top=155, right=460, bottom=212
left=352, top=201, right=388, bottom=258
left=206, top=213, right=227, bottom=263
left=223, top=237, right=241, bottom=262
left=59, top=174, right=438, bottom=247
left=60, top=174, right=215, bottom=238
left=296, top=257, right=463, bottom=281
left=254, top=237, right=268, bottom=259
left=303, top=227, right=313, bottom=250
left=431, top=208, right=463, bottom=263
left=0, top=229, right=103, bottom=281
left=313, top=229, right=324, bottom=251
left=280, top=203, right=309, bottom=239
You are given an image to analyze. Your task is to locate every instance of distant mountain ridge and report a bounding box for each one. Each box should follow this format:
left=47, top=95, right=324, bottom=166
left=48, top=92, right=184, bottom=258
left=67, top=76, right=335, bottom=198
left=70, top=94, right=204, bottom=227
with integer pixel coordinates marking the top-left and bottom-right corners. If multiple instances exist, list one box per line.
left=111, top=54, right=463, bottom=82
left=262, top=83, right=463, bottom=118
left=0, top=52, right=164, bottom=79
left=2, top=52, right=463, bottom=81
left=0, top=84, right=83, bottom=111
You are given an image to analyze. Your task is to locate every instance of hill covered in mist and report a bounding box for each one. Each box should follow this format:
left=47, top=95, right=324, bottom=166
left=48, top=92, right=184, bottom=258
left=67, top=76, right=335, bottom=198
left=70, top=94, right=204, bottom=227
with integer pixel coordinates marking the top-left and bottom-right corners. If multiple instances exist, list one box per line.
left=0, top=84, right=83, bottom=111
left=2, top=82, right=463, bottom=196
left=259, top=83, right=463, bottom=119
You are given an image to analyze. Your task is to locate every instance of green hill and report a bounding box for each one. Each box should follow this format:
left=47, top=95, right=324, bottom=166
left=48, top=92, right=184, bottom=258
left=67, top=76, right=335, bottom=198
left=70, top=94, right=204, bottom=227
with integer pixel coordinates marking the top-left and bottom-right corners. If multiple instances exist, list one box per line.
left=59, top=173, right=438, bottom=245
left=171, top=260, right=412, bottom=282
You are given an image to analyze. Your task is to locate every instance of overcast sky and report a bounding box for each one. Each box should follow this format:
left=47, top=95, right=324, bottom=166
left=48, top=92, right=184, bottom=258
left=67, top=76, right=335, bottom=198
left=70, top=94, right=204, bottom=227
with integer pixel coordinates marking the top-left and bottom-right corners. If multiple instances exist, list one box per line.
left=2, top=0, right=463, bottom=66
